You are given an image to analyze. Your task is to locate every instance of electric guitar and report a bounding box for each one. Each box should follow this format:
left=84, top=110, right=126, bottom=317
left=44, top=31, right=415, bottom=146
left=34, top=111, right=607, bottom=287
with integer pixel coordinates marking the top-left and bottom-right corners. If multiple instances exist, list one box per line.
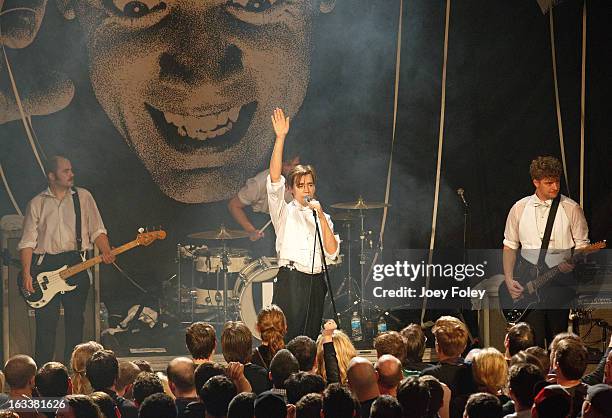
left=498, top=241, right=606, bottom=323
left=19, top=230, right=166, bottom=309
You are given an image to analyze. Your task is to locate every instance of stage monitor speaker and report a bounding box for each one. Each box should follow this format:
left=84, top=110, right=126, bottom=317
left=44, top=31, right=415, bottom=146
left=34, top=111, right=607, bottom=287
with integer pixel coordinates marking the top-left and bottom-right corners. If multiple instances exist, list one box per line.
left=1, top=215, right=99, bottom=364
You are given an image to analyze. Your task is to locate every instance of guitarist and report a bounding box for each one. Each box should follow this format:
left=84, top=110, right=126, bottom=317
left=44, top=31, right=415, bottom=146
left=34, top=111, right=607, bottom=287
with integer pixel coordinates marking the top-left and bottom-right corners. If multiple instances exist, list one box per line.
left=18, top=155, right=115, bottom=365
left=502, top=156, right=589, bottom=348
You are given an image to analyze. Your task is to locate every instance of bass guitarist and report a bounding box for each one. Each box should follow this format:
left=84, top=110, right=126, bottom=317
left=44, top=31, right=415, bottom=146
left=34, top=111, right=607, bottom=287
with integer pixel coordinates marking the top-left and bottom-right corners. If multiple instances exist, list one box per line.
left=502, top=156, right=589, bottom=348
left=18, top=155, right=115, bottom=365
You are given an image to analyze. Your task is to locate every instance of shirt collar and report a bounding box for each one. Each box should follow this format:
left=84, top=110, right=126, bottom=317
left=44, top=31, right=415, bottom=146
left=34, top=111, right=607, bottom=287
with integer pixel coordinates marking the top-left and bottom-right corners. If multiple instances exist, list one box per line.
left=531, top=194, right=552, bottom=208
left=41, top=187, right=75, bottom=198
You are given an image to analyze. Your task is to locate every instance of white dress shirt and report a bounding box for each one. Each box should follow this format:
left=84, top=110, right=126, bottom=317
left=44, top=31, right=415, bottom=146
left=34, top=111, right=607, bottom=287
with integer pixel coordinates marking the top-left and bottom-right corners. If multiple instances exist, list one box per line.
left=503, top=194, right=589, bottom=267
left=267, top=175, right=340, bottom=274
left=18, top=187, right=107, bottom=255
left=237, top=169, right=293, bottom=213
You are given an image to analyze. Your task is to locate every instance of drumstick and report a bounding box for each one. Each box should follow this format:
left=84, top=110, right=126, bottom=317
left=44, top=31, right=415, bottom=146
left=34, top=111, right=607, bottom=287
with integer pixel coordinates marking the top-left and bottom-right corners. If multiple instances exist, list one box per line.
left=258, top=219, right=273, bottom=234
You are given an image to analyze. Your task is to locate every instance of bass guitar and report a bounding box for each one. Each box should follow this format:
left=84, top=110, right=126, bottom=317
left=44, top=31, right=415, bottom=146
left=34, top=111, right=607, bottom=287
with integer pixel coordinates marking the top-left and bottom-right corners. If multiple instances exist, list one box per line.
left=498, top=241, right=606, bottom=323
left=19, top=230, right=166, bottom=309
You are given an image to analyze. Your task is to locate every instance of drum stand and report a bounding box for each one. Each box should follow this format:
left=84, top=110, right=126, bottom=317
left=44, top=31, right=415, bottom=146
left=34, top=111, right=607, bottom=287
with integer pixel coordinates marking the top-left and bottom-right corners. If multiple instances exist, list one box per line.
left=336, top=220, right=360, bottom=311
left=216, top=243, right=231, bottom=325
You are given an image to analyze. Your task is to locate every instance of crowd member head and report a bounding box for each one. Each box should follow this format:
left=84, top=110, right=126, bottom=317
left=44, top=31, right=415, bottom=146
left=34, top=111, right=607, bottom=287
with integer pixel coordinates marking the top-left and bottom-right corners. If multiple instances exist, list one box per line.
left=463, top=392, right=503, bottom=418
left=90, top=391, right=119, bottom=418
left=509, top=350, right=545, bottom=376
left=554, top=338, right=588, bottom=383
left=3, top=355, right=37, bottom=396
left=57, top=394, right=103, bottom=418
left=186, top=322, right=217, bottom=363
left=525, top=346, right=550, bottom=374
left=116, top=361, right=141, bottom=399
left=269, top=349, right=300, bottom=389
left=471, top=347, right=508, bottom=395
left=295, top=393, right=322, bottom=418
left=35, top=362, right=71, bottom=397
left=321, top=383, right=358, bottom=418
left=504, top=322, right=535, bottom=358
left=86, top=350, right=119, bottom=391
left=375, top=355, right=402, bottom=397
left=432, top=316, right=469, bottom=360
left=370, top=395, right=402, bottom=418
left=400, top=324, right=427, bottom=364
left=70, top=341, right=103, bottom=395
left=254, top=392, right=286, bottom=418
left=287, top=336, right=317, bottom=372
left=256, top=305, right=288, bottom=356
left=227, top=392, right=256, bottom=418
left=373, top=331, right=407, bottom=365
left=222, top=321, right=253, bottom=364
left=167, top=357, right=196, bottom=398
left=396, top=377, right=431, bottom=418
left=548, top=332, right=581, bottom=371
left=582, top=384, right=612, bottom=418
left=133, top=360, right=153, bottom=373
left=200, top=375, right=237, bottom=418
left=133, top=372, right=165, bottom=406
left=418, top=375, right=444, bottom=416
left=285, top=371, right=325, bottom=404
left=139, top=393, right=177, bottom=418
left=345, top=356, right=379, bottom=404
left=507, top=363, right=545, bottom=414
left=532, top=384, right=572, bottom=418
left=195, top=362, right=226, bottom=398
left=316, top=330, right=357, bottom=384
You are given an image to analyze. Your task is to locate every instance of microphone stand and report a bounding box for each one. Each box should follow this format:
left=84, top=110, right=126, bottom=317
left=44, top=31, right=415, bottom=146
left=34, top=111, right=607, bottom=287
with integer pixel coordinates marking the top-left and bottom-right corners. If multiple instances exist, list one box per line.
left=311, top=207, right=341, bottom=329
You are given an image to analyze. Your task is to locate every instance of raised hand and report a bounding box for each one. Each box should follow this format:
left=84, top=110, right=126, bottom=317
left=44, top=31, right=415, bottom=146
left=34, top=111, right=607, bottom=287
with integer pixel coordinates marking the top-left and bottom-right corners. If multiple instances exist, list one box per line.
left=271, top=107, right=290, bottom=138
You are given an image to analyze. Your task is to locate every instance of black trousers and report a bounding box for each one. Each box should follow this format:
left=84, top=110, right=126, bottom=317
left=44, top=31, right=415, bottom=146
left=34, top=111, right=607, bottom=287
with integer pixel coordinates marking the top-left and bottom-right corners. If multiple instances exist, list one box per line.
left=34, top=252, right=90, bottom=365
left=524, top=309, right=569, bottom=349
left=273, top=266, right=327, bottom=341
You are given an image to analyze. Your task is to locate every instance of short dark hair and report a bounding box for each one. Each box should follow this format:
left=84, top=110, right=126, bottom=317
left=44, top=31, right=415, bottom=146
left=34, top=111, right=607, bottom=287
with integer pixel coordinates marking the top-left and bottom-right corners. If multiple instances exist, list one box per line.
left=509, top=351, right=545, bottom=375
left=64, top=394, right=103, bottom=418
left=287, top=336, right=317, bottom=371
left=133, top=372, right=164, bottom=405
left=86, top=350, right=119, bottom=391
left=3, top=355, right=37, bottom=390
left=296, top=393, right=322, bottom=418
left=285, top=371, right=325, bottom=404
left=90, top=391, right=117, bottom=418
left=200, top=375, right=237, bottom=417
left=322, top=383, right=358, bottom=418
left=166, top=357, right=195, bottom=393
left=419, top=375, right=444, bottom=415
left=374, top=331, right=407, bottom=364
left=35, top=362, right=69, bottom=397
left=370, top=395, right=402, bottom=418
left=506, top=322, right=535, bottom=356
left=186, top=322, right=217, bottom=359
left=45, top=155, right=69, bottom=176
left=117, top=361, right=142, bottom=392
left=524, top=346, right=550, bottom=374
left=222, top=321, right=253, bottom=364
left=400, top=324, right=426, bottom=363
left=133, top=360, right=153, bottom=373
left=396, top=377, right=431, bottom=418
left=508, top=363, right=544, bottom=409
left=227, top=392, right=256, bottom=418
left=194, top=362, right=225, bottom=397
left=139, top=393, right=177, bottom=418
left=555, top=338, right=588, bottom=380
left=464, top=392, right=503, bottom=418
left=529, top=156, right=562, bottom=180
left=269, top=349, right=300, bottom=389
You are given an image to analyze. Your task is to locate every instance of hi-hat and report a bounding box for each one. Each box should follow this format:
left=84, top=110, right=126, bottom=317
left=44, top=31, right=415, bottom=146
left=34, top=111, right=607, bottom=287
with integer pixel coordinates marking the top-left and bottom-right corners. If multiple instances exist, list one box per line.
left=188, top=225, right=249, bottom=240
left=331, top=197, right=390, bottom=210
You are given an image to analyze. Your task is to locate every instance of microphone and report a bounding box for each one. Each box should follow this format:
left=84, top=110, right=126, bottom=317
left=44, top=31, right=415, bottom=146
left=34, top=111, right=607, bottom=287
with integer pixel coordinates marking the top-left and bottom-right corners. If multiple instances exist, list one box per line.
left=304, top=196, right=315, bottom=203
left=457, top=188, right=468, bottom=207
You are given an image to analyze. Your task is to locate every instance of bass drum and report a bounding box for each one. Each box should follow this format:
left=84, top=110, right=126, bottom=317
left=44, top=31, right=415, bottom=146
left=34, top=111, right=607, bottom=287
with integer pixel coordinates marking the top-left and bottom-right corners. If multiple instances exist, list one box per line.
left=233, top=257, right=279, bottom=340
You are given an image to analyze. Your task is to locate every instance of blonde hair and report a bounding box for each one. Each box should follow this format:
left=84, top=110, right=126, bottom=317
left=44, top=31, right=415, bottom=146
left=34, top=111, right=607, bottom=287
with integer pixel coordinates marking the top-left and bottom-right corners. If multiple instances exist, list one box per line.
left=472, top=347, right=508, bottom=394
left=432, top=316, right=469, bottom=357
left=316, top=330, right=357, bottom=384
left=256, top=305, right=287, bottom=356
left=70, top=341, right=104, bottom=394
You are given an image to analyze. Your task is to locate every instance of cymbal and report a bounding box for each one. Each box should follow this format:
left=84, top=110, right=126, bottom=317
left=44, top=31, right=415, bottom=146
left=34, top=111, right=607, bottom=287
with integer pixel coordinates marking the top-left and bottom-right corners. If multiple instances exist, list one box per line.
left=188, top=226, right=249, bottom=240
left=332, top=212, right=355, bottom=221
left=331, top=197, right=390, bottom=210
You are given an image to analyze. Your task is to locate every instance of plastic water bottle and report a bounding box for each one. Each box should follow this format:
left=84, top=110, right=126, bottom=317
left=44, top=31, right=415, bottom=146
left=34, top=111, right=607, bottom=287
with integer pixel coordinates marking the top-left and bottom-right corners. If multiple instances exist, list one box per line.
left=351, top=311, right=363, bottom=342
left=377, top=315, right=387, bottom=335
left=100, top=302, right=109, bottom=331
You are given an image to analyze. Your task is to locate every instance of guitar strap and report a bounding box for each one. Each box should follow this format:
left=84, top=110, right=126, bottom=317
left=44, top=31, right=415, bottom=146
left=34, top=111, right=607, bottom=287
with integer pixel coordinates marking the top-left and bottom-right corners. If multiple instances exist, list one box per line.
left=72, top=187, right=82, bottom=253
left=536, top=194, right=561, bottom=268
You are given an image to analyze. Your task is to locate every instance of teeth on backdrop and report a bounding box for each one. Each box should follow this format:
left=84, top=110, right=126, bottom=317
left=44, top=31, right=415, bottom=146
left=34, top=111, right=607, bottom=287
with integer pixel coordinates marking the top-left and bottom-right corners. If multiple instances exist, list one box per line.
left=161, top=105, right=242, bottom=140
left=228, top=107, right=239, bottom=123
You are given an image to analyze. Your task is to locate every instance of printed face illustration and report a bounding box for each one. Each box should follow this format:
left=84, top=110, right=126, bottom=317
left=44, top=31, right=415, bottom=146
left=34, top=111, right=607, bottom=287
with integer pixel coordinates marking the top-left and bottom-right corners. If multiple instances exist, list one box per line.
left=66, top=0, right=334, bottom=203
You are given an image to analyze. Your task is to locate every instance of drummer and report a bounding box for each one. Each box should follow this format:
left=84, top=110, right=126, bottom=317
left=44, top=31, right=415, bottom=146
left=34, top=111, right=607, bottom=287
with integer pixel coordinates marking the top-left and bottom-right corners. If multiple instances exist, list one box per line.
left=267, top=108, right=340, bottom=341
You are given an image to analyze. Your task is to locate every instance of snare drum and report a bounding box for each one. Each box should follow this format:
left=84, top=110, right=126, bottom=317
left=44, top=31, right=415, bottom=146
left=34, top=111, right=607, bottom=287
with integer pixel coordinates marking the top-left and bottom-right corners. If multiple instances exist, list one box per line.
left=233, top=257, right=279, bottom=339
left=195, top=248, right=251, bottom=273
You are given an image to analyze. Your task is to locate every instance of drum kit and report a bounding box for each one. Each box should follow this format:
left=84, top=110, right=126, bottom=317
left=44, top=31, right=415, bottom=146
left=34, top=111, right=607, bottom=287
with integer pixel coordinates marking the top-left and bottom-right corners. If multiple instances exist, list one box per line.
left=172, top=197, right=390, bottom=338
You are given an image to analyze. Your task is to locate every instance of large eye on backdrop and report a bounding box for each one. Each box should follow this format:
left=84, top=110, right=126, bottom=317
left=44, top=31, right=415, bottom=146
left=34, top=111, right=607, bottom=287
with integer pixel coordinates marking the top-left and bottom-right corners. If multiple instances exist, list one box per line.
left=106, top=0, right=167, bottom=18
left=226, top=0, right=281, bottom=13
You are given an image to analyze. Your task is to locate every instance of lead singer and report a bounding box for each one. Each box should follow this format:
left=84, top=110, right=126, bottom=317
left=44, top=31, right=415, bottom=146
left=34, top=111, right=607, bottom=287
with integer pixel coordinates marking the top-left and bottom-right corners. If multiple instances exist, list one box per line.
left=267, top=108, right=340, bottom=341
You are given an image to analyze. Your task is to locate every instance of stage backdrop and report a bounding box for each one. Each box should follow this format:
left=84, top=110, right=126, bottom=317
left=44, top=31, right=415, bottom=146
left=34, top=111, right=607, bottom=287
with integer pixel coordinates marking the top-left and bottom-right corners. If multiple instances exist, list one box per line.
left=1, top=0, right=610, bottom=314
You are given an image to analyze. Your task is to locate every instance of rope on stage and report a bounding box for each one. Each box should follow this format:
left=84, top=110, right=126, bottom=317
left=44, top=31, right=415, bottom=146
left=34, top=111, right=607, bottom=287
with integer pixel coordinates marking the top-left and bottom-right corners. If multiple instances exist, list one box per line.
left=579, top=1, right=587, bottom=208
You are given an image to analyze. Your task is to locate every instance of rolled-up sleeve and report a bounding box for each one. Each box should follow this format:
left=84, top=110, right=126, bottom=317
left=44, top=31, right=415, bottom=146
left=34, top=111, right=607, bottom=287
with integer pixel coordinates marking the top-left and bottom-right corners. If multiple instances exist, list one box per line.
left=323, top=214, right=340, bottom=260
left=566, top=202, right=589, bottom=249
left=18, top=199, right=39, bottom=250
left=503, top=203, right=521, bottom=250
left=237, top=176, right=263, bottom=207
left=81, top=189, right=107, bottom=243
left=266, top=175, right=287, bottom=230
